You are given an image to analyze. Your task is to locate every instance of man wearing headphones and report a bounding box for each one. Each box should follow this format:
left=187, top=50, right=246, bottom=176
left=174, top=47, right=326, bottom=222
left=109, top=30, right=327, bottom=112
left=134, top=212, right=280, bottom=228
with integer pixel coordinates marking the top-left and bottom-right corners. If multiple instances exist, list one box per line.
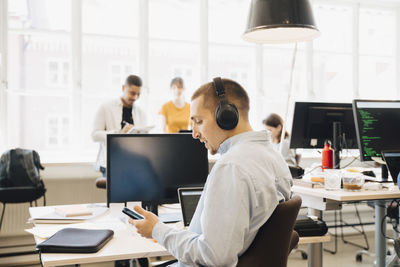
left=130, top=78, right=292, bottom=267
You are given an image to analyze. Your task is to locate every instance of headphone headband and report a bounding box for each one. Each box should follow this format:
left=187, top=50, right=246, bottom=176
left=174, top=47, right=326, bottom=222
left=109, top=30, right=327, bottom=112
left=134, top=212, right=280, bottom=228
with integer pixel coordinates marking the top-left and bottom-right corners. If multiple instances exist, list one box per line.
left=213, top=77, right=226, bottom=98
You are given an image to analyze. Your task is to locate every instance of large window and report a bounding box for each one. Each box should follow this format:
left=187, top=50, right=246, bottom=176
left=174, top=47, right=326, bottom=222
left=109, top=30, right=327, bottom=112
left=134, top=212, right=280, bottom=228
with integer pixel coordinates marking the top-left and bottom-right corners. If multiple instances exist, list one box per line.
left=81, top=0, right=140, bottom=154
left=1, top=0, right=399, bottom=162
left=209, top=0, right=259, bottom=126
left=313, top=3, right=354, bottom=102
left=6, top=0, right=72, bottom=157
left=148, top=0, right=200, bottom=123
left=359, top=8, right=396, bottom=99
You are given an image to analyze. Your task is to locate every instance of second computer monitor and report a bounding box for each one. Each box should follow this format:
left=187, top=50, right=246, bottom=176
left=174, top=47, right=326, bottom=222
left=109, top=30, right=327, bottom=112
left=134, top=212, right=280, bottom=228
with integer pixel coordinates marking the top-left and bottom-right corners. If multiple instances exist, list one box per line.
left=353, top=100, right=400, bottom=161
left=290, top=102, right=358, bottom=149
left=107, top=134, right=208, bottom=205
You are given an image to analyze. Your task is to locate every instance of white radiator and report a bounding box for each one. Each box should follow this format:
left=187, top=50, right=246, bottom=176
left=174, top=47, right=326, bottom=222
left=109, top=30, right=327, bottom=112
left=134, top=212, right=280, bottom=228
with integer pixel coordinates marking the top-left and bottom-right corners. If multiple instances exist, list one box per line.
left=0, top=163, right=106, bottom=238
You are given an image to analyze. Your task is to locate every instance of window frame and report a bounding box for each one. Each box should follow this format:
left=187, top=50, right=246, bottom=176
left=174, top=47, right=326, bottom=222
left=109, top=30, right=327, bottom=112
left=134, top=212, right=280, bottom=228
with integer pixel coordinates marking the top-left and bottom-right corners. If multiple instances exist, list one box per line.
left=1, top=0, right=400, bottom=162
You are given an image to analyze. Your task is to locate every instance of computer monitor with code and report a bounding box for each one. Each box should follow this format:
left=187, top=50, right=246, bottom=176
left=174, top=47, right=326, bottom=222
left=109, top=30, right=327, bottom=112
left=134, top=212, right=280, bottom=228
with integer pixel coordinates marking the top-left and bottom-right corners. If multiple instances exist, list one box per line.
left=107, top=134, right=208, bottom=209
left=352, top=100, right=400, bottom=161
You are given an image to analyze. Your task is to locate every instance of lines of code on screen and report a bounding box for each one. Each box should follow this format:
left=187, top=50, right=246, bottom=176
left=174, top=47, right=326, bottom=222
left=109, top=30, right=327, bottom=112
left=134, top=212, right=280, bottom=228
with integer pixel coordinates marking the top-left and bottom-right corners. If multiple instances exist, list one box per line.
left=356, top=102, right=400, bottom=160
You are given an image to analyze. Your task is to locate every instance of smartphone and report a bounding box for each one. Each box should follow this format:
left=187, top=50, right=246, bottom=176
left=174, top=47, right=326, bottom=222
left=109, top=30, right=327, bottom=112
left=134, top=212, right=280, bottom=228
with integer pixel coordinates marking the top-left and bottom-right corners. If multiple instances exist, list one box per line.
left=122, top=207, right=144, bottom=220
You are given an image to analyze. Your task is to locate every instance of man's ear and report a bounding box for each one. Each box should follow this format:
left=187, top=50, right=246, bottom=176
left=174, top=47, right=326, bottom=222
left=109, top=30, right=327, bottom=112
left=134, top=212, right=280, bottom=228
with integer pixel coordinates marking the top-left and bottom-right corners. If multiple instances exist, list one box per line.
left=277, top=124, right=282, bottom=131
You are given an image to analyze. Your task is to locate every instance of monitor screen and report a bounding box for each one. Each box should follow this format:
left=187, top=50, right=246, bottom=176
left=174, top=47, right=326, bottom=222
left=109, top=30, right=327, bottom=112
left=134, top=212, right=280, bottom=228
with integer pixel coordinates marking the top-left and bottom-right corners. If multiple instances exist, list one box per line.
left=353, top=100, right=400, bottom=161
left=107, top=134, right=208, bottom=205
left=382, top=151, right=400, bottom=184
left=290, top=102, right=358, bottom=149
left=178, top=187, right=203, bottom=227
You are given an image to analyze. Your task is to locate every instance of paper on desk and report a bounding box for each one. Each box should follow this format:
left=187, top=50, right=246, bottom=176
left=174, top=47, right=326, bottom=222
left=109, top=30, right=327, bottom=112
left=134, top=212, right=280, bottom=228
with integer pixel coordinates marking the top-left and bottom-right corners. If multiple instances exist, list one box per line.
left=26, top=223, right=95, bottom=239
left=29, top=206, right=109, bottom=223
left=26, top=218, right=126, bottom=239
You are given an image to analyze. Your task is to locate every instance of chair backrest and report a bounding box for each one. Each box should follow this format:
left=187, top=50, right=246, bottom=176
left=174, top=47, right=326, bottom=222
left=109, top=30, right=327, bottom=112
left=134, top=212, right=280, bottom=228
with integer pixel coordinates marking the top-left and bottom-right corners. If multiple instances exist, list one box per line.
left=237, top=196, right=302, bottom=267
left=0, top=148, right=44, bottom=188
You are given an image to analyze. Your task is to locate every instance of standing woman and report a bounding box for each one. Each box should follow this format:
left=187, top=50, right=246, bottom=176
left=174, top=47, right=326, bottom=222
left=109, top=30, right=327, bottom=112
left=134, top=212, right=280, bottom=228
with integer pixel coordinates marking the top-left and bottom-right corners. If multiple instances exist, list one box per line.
left=263, top=113, right=297, bottom=166
left=158, top=77, right=191, bottom=133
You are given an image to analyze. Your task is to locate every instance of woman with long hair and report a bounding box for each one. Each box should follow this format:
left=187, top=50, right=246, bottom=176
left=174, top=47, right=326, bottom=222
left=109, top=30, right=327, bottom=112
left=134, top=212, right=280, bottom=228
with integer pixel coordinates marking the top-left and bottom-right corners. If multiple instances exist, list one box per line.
left=263, top=113, right=297, bottom=166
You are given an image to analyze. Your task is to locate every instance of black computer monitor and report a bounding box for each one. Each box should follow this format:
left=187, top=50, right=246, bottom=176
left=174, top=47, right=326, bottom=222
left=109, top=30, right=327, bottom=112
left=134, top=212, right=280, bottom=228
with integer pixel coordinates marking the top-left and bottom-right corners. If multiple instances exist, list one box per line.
left=382, top=151, right=400, bottom=184
left=352, top=100, right=400, bottom=161
left=290, top=102, right=358, bottom=149
left=106, top=134, right=208, bottom=208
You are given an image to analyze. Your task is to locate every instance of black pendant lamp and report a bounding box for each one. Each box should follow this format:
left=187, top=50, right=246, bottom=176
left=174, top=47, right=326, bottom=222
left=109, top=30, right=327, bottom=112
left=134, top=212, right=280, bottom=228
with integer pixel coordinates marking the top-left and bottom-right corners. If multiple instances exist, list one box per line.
left=243, top=0, right=320, bottom=44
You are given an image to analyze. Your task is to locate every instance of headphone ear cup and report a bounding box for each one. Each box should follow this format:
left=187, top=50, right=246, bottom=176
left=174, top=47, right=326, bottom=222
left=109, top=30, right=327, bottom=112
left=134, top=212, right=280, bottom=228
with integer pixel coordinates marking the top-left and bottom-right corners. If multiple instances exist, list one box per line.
left=215, top=102, right=239, bottom=130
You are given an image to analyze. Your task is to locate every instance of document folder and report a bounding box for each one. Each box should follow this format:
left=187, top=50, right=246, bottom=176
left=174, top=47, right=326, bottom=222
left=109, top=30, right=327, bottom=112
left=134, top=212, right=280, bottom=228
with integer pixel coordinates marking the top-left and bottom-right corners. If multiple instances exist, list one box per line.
left=36, top=228, right=114, bottom=253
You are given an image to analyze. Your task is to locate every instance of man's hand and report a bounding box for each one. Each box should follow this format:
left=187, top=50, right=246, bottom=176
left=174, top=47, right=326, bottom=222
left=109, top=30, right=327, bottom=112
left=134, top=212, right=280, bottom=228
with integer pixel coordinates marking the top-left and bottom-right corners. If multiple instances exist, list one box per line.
left=128, top=206, right=160, bottom=239
left=120, top=123, right=133, bottom=134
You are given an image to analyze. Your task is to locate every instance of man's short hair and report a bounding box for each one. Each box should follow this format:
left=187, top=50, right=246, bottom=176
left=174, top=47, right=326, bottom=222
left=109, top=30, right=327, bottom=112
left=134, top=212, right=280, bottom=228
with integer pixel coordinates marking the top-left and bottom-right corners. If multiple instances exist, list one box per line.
left=191, top=78, right=250, bottom=119
left=125, top=75, right=142, bottom=87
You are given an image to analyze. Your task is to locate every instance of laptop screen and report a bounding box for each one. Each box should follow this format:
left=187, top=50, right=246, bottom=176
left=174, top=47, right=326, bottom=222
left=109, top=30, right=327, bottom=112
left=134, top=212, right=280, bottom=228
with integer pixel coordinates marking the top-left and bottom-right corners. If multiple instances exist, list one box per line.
left=178, top=188, right=203, bottom=227
left=382, top=151, right=400, bottom=184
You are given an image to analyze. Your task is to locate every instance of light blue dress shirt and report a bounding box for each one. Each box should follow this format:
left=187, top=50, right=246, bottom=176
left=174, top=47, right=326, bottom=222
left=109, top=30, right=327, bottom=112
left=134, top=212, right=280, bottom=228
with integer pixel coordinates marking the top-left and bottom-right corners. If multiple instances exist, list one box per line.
left=152, top=131, right=293, bottom=267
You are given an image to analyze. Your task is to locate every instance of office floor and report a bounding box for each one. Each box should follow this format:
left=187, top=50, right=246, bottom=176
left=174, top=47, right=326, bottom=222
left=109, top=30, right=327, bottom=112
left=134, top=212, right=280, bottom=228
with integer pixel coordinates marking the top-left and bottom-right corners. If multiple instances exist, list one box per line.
left=6, top=233, right=399, bottom=267
left=288, top=231, right=400, bottom=267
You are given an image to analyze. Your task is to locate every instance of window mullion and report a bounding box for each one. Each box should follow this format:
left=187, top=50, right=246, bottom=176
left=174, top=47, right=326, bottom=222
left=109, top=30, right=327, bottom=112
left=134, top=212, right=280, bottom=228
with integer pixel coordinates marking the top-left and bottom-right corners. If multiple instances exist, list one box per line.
left=306, top=41, right=314, bottom=100
left=71, top=0, right=82, bottom=151
left=353, top=2, right=359, bottom=99
left=139, top=0, right=149, bottom=108
left=396, top=7, right=400, bottom=99
left=200, top=0, right=208, bottom=83
left=0, top=0, right=8, bottom=151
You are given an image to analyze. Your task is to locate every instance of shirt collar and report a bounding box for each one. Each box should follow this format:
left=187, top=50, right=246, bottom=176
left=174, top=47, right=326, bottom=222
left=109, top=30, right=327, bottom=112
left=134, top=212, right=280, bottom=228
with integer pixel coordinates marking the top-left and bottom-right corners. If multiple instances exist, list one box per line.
left=116, top=97, right=135, bottom=109
left=218, top=130, right=271, bottom=155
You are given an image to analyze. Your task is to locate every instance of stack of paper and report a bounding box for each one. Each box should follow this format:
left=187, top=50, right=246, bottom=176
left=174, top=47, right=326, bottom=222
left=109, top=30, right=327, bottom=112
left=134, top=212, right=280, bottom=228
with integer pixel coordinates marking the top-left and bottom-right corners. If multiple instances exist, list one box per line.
left=29, top=206, right=108, bottom=224
left=55, top=205, right=93, bottom=217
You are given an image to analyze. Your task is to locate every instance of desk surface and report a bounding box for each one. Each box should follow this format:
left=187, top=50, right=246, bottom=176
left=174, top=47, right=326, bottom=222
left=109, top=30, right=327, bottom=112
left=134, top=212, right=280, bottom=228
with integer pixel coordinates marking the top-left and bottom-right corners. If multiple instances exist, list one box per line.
left=30, top=203, right=170, bottom=267
left=29, top=203, right=331, bottom=267
left=292, top=185, right=400, bottom=202
left=298, top=235, right=331, bottom=244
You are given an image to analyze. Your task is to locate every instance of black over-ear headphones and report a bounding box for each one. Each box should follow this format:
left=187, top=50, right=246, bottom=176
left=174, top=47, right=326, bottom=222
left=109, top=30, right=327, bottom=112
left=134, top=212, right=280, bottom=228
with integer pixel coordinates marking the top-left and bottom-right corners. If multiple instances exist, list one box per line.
left=213, top=77, right=239, bottom=130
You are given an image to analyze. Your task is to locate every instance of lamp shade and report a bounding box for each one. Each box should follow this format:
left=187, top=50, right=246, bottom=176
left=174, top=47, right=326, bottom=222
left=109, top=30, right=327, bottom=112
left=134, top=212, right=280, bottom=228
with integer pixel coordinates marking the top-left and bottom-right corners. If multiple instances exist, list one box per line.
left=243, top=0, right=320, bottom=44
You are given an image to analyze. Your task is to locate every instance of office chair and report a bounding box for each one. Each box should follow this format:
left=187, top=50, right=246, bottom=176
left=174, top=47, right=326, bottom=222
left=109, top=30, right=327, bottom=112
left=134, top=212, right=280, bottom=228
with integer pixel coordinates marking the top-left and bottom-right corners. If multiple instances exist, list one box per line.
left=95, top=177, right=107, bottom=189
left=0, top=181, right=46, bottom=231
left=237, top=196, right=302, bottom=267
left=0, top=149, right=47, bottom=231
left=155, top=197, right=301, bottom=267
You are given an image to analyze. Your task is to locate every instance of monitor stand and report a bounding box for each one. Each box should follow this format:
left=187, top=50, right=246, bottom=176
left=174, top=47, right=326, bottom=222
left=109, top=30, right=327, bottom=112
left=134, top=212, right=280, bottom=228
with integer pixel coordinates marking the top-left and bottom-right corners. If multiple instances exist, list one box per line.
left=142, top=201, right=182, bottom=223
left=381, top=164, right=388, bottom=181
left=332, top=122, right=342, bottom=169
left=142, top=201, right=159, bottom=215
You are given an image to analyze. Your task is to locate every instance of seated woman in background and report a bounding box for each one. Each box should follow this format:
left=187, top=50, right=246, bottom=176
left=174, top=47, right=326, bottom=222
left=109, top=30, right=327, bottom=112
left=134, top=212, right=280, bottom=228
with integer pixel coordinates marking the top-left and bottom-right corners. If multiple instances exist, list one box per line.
left=158, top=77, right=190, bottom=133
left=263, top=113, right=297, bottom=166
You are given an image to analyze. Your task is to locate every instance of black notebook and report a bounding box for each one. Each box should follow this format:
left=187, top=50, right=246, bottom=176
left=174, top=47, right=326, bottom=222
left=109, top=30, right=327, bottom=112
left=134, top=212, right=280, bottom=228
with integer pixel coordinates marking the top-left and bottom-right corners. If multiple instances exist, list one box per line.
left=36, top=228, right=114, bottom=253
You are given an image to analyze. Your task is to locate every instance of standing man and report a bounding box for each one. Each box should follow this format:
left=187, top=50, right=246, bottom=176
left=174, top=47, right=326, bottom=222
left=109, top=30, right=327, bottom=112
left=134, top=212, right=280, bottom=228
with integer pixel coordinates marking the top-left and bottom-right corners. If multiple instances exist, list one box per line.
left=92, top=75, right=147, bottom=176
left=130, top=78, right=292, bottom=267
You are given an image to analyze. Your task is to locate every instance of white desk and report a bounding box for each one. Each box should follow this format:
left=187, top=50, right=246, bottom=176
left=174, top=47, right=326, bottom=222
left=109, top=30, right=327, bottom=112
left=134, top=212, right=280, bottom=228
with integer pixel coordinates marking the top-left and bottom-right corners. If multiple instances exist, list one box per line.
left=29, top=203, right=170, bottom=267
left=29, top=203, right=329, bottom=267
left=292, top=185, right=400, bottom=267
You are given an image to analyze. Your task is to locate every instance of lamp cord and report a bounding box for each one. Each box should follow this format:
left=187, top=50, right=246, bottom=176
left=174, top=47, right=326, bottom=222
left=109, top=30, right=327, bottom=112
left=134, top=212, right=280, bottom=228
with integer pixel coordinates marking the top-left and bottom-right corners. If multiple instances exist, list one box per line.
left=279, top=43, right=297, bottom=153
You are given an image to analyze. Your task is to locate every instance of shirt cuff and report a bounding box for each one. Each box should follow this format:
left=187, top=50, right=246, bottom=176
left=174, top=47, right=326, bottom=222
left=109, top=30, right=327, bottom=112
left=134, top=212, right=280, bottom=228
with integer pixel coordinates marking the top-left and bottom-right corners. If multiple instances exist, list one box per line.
left=152, top=221, right=172, bottom=245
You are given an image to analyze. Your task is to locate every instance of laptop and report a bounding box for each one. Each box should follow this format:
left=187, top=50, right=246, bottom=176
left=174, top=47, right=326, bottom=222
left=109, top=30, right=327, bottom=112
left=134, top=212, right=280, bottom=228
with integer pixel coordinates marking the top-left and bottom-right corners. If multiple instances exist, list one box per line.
left=177, top=187, right=203, bottom=227
left=382, top=151, right=400, bottom=184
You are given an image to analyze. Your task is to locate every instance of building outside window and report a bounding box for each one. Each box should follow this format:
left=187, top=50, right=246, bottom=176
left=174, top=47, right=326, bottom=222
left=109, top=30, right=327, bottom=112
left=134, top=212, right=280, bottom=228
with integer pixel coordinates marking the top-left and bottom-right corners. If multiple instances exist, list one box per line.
left=110, top=63, right=135, bottom=88
left=46, top=59, right=70, bottom=88
left=1, top=0, right=399, bottom=162
left=46, top=115, right=70, bottom=148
